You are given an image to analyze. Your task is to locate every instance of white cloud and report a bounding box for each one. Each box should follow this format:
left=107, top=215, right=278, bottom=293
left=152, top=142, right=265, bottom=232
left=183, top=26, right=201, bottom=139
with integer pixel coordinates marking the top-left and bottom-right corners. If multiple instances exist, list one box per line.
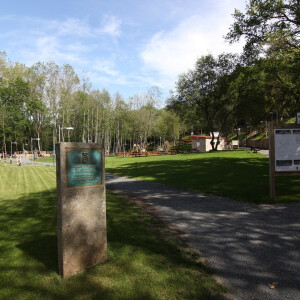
left=0, top=1, right=246, bottom=98
left=86, top=70, right=160, bottom=92
left=86, top=71, right=131, bottom=87
left=21, top=35, right=89, bottom=66
left=4, top=15, right=122, bottom=67
left=93, top=59, right=119, bottom=76
left=141, top=0, right=245, bottom=85
left=53, top=16, right=122, bottom=38
left=97, top=15, right=122, bottom=37
left=56, top=18, right=92, bottom=37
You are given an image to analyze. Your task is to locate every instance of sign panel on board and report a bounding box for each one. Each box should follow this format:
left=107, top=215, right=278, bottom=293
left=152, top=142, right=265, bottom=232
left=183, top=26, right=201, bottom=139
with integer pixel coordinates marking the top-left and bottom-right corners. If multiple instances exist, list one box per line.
left=274, top=129, right=300, bottom=172
left=66, top=149, right=102, bottom=187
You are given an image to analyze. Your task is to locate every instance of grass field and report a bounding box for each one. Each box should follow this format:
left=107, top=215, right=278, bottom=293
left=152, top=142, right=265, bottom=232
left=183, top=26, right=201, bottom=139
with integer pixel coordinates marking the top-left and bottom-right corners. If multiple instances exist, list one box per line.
left=106, top=150, right=300, bottom=204
left=0, top=165, right=225, bottom=299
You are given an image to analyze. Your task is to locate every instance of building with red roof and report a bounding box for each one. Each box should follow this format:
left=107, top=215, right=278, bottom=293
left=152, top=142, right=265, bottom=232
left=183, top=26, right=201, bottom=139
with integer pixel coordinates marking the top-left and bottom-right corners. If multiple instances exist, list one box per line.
left=191, top=135, right=229, bottom=152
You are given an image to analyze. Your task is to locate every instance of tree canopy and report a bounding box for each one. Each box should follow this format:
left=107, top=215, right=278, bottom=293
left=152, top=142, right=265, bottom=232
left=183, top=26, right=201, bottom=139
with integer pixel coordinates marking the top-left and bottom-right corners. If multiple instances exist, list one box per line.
left=225, top=0, right=300, bottom=121
left=167, top=54, right=241, bottom=150
left=226, top=0, right=300, bottom=58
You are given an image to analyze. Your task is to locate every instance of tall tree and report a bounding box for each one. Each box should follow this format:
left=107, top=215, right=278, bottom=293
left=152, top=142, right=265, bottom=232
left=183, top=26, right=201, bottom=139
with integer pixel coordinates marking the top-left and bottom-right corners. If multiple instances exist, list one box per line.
left=154, top=109, right=183, bottom=146
left=168, top=54, right=240, bottom=150
left=0, top=77, right=31, bottom=153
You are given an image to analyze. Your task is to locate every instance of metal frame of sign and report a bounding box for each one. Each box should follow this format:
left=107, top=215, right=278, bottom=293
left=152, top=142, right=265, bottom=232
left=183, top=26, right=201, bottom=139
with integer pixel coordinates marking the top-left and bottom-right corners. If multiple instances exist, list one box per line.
left=269, top=122, right=300, bottom=200
left=65, top=148, right=103, bottom=189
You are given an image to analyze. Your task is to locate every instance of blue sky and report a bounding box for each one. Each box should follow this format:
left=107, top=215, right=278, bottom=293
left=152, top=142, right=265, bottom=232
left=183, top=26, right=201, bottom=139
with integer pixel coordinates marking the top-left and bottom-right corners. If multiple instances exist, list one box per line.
left=0, top=0, right=246, bottom=101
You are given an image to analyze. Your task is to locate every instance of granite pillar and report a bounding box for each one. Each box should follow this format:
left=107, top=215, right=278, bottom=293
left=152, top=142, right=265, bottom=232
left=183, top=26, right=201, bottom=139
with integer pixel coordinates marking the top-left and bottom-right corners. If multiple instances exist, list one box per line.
left=56, top=142, right=107, bottom=278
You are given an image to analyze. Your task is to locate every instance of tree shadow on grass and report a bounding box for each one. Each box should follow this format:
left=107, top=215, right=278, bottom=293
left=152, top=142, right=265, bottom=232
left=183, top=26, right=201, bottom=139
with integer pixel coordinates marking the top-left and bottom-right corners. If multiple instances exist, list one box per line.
left=1, top=183, right=224, bottom=299
left=1, top=188, right=58, bottom=273
left=4, top=186, right=204, bottom=272
left=16, top=235, right=58, bottom=272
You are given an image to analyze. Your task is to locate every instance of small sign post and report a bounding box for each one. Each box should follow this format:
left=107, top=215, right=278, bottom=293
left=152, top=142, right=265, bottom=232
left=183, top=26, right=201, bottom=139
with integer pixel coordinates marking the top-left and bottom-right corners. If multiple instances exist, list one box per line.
left=56, top=142, right=107, bottom=278
left=269, top=121, right=276, bottom=200
left=34, top=150, right=38, bottom=162
left=53, top=145, right=55, bottom=165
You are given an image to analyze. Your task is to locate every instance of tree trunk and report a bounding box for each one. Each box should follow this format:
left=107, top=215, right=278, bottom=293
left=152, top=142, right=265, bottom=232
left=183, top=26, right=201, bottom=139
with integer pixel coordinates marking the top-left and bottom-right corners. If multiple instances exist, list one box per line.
left=87, top=108, right=90, bottom=142
left=210, top=132, right=215, bottom=151
left=82, top=109, right=86, bottom=142
left=2, top=112, right=6, bottom=154
left=37, top=131, right=41, bottom=152
left=95, top=107, right=98, bottom=143
left=215, top=135, right=220, bottom=151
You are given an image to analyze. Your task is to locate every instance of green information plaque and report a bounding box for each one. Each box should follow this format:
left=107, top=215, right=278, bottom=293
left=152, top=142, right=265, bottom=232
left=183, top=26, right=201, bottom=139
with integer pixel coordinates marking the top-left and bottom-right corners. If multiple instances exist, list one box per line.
left=66, top=149, right=102, bottom=188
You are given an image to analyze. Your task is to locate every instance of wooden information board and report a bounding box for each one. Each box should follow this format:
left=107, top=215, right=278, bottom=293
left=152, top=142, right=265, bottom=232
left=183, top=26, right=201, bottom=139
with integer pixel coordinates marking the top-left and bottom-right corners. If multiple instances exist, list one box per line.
left=269, top=122, right=300, bottom=200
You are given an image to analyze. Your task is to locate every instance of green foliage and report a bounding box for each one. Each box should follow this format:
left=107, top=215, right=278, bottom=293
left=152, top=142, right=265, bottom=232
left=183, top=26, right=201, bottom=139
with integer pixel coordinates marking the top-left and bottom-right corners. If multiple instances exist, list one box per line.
left=226, top=0, right=300, bottom=59
left=177, top=141, right=192, bottom=153
left=153, top=109, right=182, bottom=143
left=251, top=132, right=267, bottom=140
left=223, top=0, right=300, bottom=126
left=0, top=77, right=31, bottom=144
left=168, top=53, right=240, bottom=149
left=227, top=133, right=248, bottom=140
left=230, top=52, right=300, bottom=125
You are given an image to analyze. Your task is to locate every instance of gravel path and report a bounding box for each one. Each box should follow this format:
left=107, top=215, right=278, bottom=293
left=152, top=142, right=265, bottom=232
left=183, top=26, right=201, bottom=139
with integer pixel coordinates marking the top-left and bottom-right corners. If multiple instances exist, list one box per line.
left=18, top=157, right=55, bottom=166
left=106, top=173, right=300, bottom=300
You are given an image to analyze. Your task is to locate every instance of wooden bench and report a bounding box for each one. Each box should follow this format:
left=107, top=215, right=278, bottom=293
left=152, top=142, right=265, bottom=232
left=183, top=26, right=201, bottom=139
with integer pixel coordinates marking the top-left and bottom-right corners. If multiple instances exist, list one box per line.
left=132, top=152, right=143, bottom=157
left=158, top=151, right=167, bottom=155
left=148, top=151, right=159, bottom=156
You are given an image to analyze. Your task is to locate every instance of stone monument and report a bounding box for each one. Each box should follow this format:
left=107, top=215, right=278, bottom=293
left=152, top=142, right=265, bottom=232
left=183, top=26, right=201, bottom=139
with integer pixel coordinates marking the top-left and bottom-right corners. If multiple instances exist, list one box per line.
left=56, top=142, right=107, bottom=278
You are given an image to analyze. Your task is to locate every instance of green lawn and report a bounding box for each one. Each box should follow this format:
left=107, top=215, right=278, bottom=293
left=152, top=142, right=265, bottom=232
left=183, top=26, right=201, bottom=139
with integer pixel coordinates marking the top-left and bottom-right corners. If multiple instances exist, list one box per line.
left=106, top=150, right=300, bottom=204
left=0, top=165, right=225, bottom=299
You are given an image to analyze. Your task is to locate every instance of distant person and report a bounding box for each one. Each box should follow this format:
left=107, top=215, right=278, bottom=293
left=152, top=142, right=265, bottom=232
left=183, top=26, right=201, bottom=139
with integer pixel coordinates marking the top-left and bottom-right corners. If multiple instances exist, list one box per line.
left=34, top=150, right=37, bottom=162
left=17, top=155, right=21, bottom=166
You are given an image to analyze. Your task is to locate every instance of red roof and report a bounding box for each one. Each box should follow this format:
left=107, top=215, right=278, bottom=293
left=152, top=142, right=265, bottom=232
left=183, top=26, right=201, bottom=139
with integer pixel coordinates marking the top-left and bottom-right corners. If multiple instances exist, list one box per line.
left=191, top=135, right=226, bottom=140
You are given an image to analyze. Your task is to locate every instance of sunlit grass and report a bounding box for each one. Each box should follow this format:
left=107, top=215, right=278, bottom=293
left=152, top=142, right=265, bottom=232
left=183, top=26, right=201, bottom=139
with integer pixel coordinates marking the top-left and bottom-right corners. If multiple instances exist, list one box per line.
left=0, top=165, right=225, bottom=299
left=106, top=150, right=300, bottom=204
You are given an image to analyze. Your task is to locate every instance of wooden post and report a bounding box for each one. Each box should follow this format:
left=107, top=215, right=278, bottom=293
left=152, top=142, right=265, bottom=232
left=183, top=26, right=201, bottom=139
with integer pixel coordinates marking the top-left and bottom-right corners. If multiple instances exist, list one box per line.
left=268, top=120, right=275, bottom=201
